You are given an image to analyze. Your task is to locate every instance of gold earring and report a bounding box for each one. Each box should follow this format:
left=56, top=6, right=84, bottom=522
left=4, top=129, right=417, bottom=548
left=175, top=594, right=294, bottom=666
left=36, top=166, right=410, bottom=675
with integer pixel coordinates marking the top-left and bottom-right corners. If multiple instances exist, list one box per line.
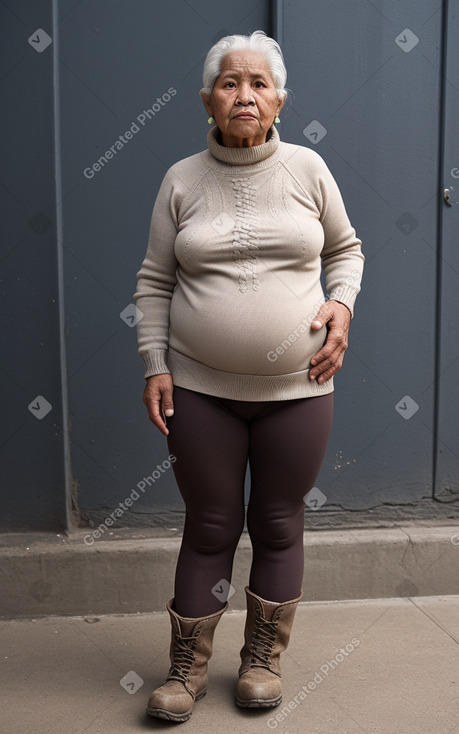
left=274, top=116, right=280, bottom=124
left=207, top=116, right=214, bottom=124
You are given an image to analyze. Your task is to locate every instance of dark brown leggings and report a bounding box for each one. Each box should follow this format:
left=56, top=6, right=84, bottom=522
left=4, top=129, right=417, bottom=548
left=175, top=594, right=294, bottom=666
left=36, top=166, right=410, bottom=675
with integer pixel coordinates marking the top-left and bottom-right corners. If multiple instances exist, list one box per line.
left=166, top=386, right=334, bottom=617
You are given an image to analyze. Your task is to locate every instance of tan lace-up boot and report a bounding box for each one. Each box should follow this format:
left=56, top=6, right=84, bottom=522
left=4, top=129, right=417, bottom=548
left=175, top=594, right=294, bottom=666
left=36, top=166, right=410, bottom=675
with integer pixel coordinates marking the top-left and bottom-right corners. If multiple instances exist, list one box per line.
left=146, top=599, right=227, bottom=722
left=235, top=586, right=303, bottom=708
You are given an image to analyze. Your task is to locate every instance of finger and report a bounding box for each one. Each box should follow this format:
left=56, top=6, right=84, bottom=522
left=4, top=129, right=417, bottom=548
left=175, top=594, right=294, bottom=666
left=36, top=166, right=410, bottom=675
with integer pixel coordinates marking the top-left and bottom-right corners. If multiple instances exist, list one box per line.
left=310, top=352, right=344, bottom=382
left=310, top=343, right=334, bottom=366
left=310, top=303, right=333, bottom=330
left=145, top=397, right=169, bottom=436
left=310, top=325, right=348, bottom=366
left=317, top=362, right=341, bottom=383
left=311, top=300, right=351, bottom=331
left=161, top=390, right=174, bottom=418
left=310, top=365, right=337, bottom=383
left=310, top=333, right=345, bottom=366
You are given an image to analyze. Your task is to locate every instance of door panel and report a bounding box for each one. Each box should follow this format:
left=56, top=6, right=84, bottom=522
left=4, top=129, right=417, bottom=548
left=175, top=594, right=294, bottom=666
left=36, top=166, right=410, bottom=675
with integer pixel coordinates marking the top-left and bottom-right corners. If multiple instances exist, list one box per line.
left=436, top=0, right=459, bottom=500
left=281, top=0, right=442, bottom=509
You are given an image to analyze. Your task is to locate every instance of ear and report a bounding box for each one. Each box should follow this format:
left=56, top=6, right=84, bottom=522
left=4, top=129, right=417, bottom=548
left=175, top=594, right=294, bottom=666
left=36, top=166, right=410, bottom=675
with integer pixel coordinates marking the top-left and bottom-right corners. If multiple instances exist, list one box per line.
left=276, top=92, right=287, bottom=117
left=200, top=90, right=213, bottom=118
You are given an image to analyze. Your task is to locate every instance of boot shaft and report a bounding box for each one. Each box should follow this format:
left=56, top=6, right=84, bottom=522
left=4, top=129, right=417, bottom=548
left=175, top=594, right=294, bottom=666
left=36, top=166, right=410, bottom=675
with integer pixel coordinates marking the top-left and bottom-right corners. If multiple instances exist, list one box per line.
left=146, top=599, right=227, bottom=722
left=239, top=587, right=302, bottom=677
left=166, top=600, right=228, bottom=694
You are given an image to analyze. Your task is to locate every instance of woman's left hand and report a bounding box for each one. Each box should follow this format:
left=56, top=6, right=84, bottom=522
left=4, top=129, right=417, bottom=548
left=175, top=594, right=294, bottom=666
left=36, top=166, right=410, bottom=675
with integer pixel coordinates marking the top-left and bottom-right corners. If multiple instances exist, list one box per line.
left=309, top=301, right=351, bottom=384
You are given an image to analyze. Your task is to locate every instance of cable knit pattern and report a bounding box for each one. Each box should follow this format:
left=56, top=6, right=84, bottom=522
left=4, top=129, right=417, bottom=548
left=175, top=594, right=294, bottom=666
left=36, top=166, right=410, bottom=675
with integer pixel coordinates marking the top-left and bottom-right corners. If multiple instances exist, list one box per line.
left=134, top=125, right=364, bottom=401
left=231, top=178, right=259, bottom=293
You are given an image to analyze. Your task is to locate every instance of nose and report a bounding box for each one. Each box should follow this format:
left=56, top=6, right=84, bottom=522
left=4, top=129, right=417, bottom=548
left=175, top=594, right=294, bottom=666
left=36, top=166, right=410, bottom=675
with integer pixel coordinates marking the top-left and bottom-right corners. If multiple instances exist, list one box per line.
left=236, top=83, right=254, bottom=105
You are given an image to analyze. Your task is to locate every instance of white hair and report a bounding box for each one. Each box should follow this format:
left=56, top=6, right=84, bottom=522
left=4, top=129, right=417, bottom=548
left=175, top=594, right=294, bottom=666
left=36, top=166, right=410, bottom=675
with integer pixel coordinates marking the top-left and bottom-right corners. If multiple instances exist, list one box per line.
left=201, top=30, right=287, bottom=101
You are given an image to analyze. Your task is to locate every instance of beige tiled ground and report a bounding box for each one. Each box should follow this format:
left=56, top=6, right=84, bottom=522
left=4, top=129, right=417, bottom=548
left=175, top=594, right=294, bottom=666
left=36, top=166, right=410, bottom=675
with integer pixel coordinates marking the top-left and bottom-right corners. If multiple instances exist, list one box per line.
left=1, top=596, right=458, bottom=733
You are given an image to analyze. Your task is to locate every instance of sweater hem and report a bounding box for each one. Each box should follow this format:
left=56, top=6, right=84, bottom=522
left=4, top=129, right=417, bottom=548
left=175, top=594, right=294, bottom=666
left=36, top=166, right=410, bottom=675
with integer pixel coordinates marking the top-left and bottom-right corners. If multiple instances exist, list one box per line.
left=168, top=351, right=334, bottom=401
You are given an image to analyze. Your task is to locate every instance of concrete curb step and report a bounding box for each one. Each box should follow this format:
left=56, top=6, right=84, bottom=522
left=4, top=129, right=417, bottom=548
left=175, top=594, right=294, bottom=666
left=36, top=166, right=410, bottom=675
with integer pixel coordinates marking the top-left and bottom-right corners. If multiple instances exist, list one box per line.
left=1, top=525, right=458, bottom=618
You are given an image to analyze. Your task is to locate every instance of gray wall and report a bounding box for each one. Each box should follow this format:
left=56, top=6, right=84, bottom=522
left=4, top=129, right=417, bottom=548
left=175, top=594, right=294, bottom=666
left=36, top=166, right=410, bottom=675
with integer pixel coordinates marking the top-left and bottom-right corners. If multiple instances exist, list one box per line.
left=1, top=0, right=458, bottom=532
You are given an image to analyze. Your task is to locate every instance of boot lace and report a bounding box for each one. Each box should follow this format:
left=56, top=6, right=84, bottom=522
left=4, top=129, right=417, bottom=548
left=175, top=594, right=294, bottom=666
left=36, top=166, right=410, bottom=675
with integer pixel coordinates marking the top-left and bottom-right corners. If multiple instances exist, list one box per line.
left=249, top=617, right=278, bottom=667
left=167, top=633, right=198, bottom=682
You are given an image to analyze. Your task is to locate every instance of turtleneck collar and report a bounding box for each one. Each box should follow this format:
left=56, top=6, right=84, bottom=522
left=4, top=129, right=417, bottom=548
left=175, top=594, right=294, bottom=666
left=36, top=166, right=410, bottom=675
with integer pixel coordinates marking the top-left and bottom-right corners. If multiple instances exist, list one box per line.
left=207, top=124, right=280, bottom=166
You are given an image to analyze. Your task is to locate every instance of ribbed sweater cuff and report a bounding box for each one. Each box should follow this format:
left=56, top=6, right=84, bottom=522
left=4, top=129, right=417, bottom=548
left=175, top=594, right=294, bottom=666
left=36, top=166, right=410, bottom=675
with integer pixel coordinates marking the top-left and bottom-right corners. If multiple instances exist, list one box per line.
left=328, top=286, right=359, bottom=317
left=142, top=350, right=171, bottom=378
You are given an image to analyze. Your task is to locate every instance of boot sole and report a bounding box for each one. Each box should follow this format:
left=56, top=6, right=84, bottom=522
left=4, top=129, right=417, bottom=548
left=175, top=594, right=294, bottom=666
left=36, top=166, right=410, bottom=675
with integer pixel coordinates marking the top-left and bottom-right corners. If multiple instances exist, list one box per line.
left=235, top=694, right=282, bottom=709
left=146, top=687, right=207, bottom=722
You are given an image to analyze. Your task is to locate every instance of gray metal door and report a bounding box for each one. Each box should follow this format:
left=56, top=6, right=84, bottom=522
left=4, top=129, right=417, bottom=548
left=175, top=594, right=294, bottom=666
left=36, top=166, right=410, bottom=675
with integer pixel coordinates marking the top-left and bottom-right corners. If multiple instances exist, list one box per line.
left=281, top=0, right=444, bottom=515
left=436, top=0, right=459, bottom=502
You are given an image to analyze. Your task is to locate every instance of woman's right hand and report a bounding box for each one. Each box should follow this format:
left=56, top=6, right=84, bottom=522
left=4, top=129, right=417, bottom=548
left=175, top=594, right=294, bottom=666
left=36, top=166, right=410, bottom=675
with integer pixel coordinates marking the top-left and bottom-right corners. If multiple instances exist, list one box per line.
left=142, top=373, right=174, bottom=436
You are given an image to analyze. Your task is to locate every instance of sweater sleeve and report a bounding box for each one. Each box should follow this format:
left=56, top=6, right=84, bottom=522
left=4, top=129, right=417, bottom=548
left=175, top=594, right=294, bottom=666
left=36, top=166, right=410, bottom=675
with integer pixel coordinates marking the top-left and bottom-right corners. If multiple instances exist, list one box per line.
left=315, top=158, right=364, bottom=317
left=134, top=169, right=180, bottom=378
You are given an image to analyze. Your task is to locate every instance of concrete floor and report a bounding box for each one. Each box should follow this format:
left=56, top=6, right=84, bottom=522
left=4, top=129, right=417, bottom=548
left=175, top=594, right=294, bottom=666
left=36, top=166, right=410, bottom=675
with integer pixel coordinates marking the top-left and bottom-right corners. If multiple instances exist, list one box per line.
left=1, top=596, right=458, bottom=734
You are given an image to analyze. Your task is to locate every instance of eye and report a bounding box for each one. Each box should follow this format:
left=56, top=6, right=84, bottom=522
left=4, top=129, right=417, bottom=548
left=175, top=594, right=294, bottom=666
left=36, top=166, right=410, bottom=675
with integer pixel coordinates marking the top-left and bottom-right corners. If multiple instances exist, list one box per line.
left=254, top=81, right=266, bottom=88
left=224, top=81, right=236, bottom=88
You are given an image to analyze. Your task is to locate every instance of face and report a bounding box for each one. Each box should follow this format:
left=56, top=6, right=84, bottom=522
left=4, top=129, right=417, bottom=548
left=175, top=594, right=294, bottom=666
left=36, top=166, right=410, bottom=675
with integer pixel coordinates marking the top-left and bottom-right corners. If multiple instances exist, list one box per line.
left=202, top=50, right=285, bottom=148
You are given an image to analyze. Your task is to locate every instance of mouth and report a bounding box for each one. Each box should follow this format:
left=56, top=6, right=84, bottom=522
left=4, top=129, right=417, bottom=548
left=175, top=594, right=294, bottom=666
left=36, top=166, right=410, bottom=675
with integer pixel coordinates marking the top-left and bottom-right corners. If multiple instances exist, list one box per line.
left=233, top=112, right=257, bottom=120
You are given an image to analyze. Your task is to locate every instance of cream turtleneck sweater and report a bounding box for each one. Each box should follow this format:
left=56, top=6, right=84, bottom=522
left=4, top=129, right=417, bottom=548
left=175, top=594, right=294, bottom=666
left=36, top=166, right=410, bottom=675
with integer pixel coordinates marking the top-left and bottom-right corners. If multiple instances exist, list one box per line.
left=134, top=125, right=364, bottom=400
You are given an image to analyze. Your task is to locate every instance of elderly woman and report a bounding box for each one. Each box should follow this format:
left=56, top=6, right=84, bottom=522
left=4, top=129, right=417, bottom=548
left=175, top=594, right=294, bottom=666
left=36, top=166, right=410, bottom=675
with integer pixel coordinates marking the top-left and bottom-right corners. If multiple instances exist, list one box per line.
left=134, top=30, right=364, bottom=722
